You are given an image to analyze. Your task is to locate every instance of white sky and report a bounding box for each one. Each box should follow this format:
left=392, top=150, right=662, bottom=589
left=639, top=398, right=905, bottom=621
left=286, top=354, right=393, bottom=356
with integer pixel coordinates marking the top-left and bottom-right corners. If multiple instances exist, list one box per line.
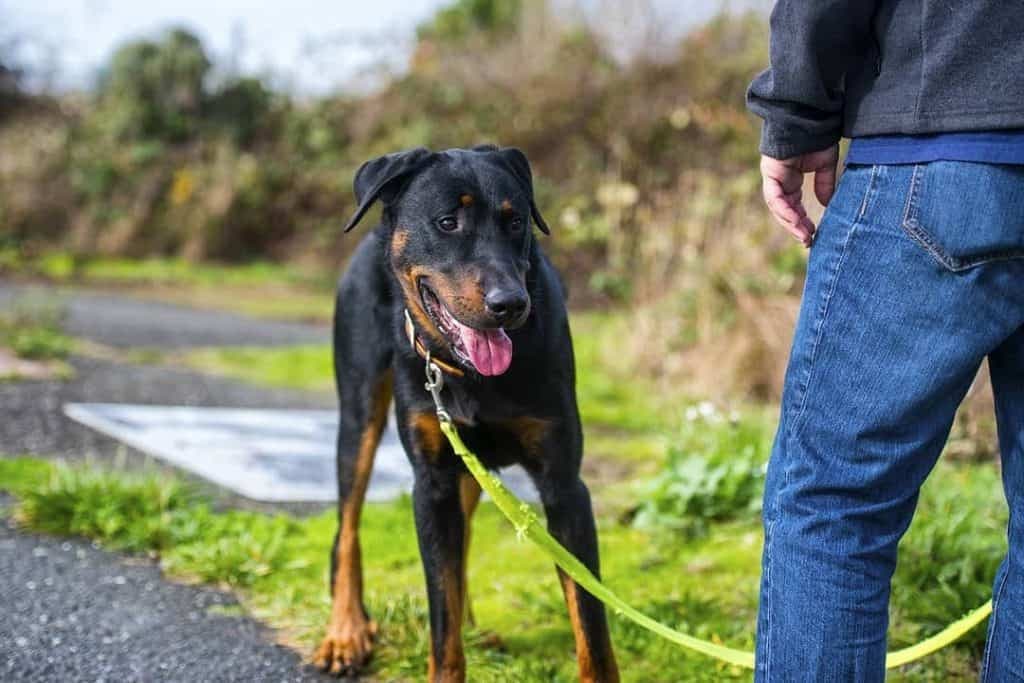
left=3, top=0, right=768, bottom=95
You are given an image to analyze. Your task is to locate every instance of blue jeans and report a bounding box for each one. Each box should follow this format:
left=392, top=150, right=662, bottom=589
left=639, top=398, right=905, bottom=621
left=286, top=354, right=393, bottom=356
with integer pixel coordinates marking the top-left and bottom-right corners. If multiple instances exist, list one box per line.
left=755, top=161, right=1024, bottom=681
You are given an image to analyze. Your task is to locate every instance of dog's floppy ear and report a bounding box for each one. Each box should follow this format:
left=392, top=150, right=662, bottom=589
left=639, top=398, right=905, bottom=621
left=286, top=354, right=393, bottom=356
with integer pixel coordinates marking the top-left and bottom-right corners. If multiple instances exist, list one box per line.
left=493, top=147, right=550, bottom=234
left=344, top=148, right=435, bottom=232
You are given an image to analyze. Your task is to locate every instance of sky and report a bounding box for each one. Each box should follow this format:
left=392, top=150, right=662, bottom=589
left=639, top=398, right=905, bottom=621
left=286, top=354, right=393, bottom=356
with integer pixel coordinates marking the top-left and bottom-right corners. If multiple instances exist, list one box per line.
left=3, top=0, right=767, bottom=95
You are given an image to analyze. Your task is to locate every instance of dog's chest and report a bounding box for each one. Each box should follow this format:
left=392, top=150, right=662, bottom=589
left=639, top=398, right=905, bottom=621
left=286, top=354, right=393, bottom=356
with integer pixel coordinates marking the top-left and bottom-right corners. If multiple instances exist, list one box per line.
left=442, top=383, right=490, bottom=426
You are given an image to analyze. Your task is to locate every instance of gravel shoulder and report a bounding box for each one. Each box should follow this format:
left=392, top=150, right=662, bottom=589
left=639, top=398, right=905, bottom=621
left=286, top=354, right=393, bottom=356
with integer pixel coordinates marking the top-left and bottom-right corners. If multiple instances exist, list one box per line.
left=0, top=504, right=329, bottom=683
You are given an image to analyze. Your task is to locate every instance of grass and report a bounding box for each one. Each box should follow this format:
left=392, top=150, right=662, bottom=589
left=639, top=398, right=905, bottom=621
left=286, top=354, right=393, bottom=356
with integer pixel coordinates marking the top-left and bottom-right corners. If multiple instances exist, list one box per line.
left=0, top=297, right=73, bottom=361
left=7, top=251, right=332, bottom=290
left=0, top=295, right=75, bottom=380
left=183, top=345, right=335, bottom=393
left=572, top=313, right=675, bottom=435
left=0, top=442, right=1004, bottom=681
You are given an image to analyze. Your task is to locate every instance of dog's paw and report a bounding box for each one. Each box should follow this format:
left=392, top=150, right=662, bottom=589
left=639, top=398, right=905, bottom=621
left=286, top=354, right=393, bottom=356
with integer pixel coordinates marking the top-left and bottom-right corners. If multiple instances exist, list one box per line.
left=314, top=616, right=378, bottom=677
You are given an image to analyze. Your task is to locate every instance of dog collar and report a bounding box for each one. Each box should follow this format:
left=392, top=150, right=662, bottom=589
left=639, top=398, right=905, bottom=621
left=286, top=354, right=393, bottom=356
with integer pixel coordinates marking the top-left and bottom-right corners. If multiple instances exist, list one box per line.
left=404, top=309, right=465, bottom=378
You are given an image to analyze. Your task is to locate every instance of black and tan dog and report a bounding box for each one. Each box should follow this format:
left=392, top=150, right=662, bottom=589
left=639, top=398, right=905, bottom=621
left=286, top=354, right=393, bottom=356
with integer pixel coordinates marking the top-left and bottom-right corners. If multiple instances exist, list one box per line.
left=315, top=145, right=619, bottom=682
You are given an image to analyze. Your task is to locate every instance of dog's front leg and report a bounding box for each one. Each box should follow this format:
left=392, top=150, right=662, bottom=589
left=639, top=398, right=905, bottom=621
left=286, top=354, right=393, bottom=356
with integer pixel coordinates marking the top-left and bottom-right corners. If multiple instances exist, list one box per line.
left=316, top=372, right=391, bottom=676
left=412, top=461, right=468, bottom=683
left=540, top=475, right=620, bottom=683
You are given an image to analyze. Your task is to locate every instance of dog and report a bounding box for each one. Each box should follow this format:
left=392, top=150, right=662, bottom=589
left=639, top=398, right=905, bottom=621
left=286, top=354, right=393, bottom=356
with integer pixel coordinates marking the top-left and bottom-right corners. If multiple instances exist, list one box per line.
left=315, top=145, right=619, bottom=682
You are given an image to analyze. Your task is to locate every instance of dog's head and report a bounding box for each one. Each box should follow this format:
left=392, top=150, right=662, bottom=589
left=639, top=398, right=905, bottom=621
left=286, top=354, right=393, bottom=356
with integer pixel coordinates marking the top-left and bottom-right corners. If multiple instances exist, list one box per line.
left=344, top=145, right=549, bottom=377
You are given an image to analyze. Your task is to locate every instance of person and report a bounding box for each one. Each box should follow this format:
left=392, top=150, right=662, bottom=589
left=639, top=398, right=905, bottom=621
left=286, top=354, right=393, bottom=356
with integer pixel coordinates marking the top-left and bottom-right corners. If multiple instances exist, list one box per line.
left=746, top=2, right=1024, bottom=680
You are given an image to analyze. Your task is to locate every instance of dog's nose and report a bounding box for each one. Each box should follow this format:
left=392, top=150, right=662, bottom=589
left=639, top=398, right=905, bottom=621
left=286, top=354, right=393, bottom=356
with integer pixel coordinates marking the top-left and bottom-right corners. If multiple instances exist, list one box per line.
left=484, top=289, right=528, bottom=324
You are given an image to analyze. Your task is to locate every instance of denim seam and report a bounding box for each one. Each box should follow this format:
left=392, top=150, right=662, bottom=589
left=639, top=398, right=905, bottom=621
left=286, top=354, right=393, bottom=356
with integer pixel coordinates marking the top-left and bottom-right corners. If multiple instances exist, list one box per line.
left=900, top=164, right=1024, bottom=271
left=762, top=164, right=878, bottom=680
left=787, top=164, right=878, bottom=441
left=905, top=219, right=1024, bottom=270
left=760, top=517, right=774, bottom=680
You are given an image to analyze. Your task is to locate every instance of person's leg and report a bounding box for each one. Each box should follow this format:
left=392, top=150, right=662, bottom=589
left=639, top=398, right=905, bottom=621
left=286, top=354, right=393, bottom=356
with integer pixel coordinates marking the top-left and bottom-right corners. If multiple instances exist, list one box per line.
left=983, top=324, right=1024, bottom=681
left=755, top=161, right=1024, bottom=681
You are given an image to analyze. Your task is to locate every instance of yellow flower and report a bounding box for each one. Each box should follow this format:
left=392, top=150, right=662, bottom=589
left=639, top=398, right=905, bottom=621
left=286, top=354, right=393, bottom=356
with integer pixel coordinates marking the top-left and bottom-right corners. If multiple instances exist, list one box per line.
left=170, top=169, right=195, bottom=205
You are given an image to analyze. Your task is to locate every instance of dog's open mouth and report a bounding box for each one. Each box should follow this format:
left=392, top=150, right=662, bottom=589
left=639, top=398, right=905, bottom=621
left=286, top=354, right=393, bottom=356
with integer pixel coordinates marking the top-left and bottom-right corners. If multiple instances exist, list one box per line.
left=418, top=281, right=513, bottom=377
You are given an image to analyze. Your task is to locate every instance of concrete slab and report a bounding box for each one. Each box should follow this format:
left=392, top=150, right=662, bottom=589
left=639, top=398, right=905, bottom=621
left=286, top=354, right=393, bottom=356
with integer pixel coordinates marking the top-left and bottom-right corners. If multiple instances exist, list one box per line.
left=63, top=403, right=538, bottom=503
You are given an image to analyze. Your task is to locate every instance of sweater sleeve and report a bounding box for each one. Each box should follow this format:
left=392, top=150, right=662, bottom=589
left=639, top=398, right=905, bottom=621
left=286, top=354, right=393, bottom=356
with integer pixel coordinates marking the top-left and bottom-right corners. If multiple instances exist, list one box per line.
left=747, top=0, right=880, bottom=159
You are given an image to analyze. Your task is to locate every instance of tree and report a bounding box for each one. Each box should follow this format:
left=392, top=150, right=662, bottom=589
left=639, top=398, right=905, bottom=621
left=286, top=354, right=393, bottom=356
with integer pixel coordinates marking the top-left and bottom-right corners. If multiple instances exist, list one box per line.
left=0, top=22, right=24, bottom=120
left=417, top=0, right=523, bottom=43
left=206, top=76, right=276, bottom=147
left=98, top=28, right=210, bottom=141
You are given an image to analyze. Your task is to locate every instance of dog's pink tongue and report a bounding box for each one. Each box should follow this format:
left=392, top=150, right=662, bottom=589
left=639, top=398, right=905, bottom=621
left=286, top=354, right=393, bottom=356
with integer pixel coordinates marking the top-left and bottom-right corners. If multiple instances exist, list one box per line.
left=452, top=320, right=513, bottom=376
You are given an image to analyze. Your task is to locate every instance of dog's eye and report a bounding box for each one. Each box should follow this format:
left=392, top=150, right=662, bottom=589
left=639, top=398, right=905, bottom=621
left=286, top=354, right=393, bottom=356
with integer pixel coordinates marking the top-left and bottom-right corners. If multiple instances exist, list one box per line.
left=509, top=216, right=524, bottom=232
left=436, top=215, right=459, bottom=233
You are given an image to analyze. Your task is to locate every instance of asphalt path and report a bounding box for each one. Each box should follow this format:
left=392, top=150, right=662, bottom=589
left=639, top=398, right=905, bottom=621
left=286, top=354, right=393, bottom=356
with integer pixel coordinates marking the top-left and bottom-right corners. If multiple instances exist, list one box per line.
left=0, top=505, right=326, bottom=682
left=1, top=283, right=336, bottom=682
left=0, top=282, right=329, bottom=349
left=0, top=355, right=332, bottom=461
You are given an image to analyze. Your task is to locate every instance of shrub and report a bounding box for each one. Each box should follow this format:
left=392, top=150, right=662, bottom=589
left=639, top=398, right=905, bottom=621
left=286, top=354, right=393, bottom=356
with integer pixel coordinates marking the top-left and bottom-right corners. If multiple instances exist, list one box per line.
left=631, top=404, right=769, bottom=536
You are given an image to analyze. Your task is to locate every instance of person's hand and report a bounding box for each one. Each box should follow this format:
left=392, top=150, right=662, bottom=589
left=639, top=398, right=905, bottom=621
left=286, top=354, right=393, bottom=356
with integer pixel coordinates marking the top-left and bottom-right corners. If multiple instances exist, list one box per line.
left=760, top=145, right=839, bottom=247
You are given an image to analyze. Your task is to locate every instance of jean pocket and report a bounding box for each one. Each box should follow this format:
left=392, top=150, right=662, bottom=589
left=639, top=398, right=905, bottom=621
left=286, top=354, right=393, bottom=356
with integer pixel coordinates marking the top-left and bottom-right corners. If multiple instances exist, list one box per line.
left=901, top=161, right=1024, bottom=272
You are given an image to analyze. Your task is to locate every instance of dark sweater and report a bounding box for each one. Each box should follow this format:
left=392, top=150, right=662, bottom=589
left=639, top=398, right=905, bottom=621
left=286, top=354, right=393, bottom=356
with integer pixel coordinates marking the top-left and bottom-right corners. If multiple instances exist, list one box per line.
left=746, top=1, right=1024, bottom=159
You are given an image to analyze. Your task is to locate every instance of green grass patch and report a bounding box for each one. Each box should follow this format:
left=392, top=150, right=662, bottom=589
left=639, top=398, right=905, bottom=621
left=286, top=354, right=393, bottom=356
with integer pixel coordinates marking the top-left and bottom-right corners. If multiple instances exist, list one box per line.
left=182, top=345, right=334, bottom=393
left=5, top=325, right=73, bottom=360
left=14, top=252, right=332, bottom=290
left=0, top=296, right=74, bottom=361
left=891, top=464, right=1006, bottom=658
left=572, top=312, right=673, bottom=434
left=0, top=454, right=1001, bottom=681
left=0, top=295, right=76, bottom=380
left=0, top=457, right=53, bottom=493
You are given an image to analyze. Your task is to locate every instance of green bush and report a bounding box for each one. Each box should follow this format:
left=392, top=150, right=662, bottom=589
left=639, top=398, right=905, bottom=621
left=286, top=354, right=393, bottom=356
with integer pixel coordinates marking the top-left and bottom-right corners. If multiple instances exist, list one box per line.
left=97, top=28, right=210, bottom=142
left=631, top=405, right=769, bottom=536
left=0, top=3, right=768, bottom=272
left=417, top=0, right=522, bottom=42
left=205, top=77, right=278, bottom=147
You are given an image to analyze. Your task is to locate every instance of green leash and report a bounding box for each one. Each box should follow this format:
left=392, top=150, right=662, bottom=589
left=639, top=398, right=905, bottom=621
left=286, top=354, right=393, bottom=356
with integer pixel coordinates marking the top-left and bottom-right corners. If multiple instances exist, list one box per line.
left=422, top=359, right=992, bottom=670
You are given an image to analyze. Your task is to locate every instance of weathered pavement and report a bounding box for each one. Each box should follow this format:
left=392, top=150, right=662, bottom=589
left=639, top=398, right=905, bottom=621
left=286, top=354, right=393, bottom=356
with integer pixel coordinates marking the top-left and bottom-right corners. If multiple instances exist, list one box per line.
left=1, top=355, right=333, bottom=462
left=0, top=283, right=334, bottom=682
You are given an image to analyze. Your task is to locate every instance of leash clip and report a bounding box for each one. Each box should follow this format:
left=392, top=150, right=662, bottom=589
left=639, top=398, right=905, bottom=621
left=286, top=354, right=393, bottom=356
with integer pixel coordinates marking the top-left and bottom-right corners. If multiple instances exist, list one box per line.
left=423, top=350, right=452, bottom=424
